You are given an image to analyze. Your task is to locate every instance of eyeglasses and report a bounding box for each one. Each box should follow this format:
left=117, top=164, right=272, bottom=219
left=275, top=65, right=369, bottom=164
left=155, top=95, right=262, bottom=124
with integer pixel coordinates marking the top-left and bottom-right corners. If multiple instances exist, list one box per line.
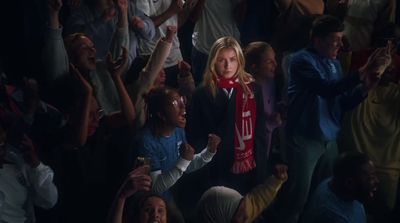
left=171, top=96, right=186, bottom=108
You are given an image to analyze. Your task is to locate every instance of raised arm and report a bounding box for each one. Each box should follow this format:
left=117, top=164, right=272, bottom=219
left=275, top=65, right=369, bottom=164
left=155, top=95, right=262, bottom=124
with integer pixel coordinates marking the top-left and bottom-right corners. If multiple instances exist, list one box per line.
left=177, top=60, right=195, bottom=100
left=149, top=142, right=194, bottom=193
left=106, top=47, right=136, bottom=128
left=109, top=0, right=130, bottom=59
left=129, top=6, right=155, bottom=40
left=128, top=26, right=175, bottom=128
left=186, top=134, right=219, bottom=172
left=42, top=0, right=70, bottom=82
left=68, top=64, right=93, bottom=146
left=107, top=165, right=151, bottom=223
left=233, top=164, right=288, bottom=223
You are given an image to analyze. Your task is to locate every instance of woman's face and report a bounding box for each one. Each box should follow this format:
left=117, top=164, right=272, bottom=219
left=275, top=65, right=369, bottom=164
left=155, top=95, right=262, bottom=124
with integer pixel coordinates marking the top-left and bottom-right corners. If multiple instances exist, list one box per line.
left=139, top=196, right=167, bottom=223
left=255, top=48, right=277, bottom=79
left=215, top=48, right=239, bottom=79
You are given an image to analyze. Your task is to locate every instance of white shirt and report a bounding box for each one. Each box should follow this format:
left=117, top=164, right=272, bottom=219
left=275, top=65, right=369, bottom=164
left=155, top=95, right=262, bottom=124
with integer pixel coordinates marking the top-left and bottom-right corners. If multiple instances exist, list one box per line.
left=134, top=0, right=183, bottom=68
left=192, top=0, right=240, bottom=54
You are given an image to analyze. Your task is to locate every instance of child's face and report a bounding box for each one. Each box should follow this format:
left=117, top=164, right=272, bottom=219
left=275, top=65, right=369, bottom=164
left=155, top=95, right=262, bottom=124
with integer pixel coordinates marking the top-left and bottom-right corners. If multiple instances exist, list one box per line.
left=162, top=91, right=186, bottom=128
left=215, top=48, right=239, bottom=79
left=139, top=196, right=167, bottom=223
left=255, top=48, right=277, bottom=79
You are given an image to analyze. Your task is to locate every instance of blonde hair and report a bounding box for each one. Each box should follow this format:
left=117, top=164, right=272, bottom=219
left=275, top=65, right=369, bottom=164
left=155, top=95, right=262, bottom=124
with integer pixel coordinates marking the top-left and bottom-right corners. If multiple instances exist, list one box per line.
left=202, top=36, right=253, bottom=98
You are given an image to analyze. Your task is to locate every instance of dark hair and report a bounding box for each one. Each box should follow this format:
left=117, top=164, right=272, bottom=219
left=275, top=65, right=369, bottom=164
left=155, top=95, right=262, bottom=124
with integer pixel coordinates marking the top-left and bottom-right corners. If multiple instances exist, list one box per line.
left=310, top=15, right=344, bottom=40
left=123, top=191, right=168, bottom=223
left=146, top=86, right=179, bottom=123
left=333, top=151, right=371, bottom=182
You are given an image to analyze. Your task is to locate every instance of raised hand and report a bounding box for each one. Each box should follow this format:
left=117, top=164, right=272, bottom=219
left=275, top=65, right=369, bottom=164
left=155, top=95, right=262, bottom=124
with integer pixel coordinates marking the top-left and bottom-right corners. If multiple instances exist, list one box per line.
left=102, top=1, right=116, bottom=22
left=114, top=0, right=128, bottom=13
left=118, top=165, right=152, bottom=199
left=273, top=164, right=288, bottom=182
left=359, top=45, right=392, bottom=90
left=180, top=143, right=195, bottom=161
left=178, top=60, right=191, bottom=77
left=164, top=25, right=177, bottom=43
left=70, top=63, right=93, bottom=95
left=206, top=134, right=221, bottom=153
left=131, top=16, right=145, bottom=30
left=106, top=47, right=129, bottom=78
left=20, top=134, right=40, bottom=167
left=48, top=0, right=62, bottom=13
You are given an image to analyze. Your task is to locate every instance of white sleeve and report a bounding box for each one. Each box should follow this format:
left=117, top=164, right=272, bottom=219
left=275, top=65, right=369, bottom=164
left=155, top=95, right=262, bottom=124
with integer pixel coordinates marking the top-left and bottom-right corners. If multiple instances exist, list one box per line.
left=26, top=163, right=58, bottom=209
left=186, top=147, right=215, bottom=173
left=42, top=27, right=70, bottom=83
left=110, top=26, right=130, bottom=60
left=150, top=158, right=191, bottom=193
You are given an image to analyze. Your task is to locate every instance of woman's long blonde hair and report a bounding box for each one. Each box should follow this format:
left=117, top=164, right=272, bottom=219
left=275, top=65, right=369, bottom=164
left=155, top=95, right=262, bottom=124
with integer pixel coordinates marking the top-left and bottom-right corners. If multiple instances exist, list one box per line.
left=202, top=36, right=254, bottom=98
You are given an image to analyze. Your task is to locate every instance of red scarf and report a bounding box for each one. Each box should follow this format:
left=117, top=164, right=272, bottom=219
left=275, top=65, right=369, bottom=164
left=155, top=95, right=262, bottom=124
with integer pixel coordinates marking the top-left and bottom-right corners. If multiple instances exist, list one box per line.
left=215, top=75, right=257, bottom=174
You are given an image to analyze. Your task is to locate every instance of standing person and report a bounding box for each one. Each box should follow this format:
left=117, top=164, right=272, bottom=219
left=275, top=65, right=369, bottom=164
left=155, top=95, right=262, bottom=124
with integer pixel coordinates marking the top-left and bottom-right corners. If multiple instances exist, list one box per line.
left=300, top=152, right=379, bottom=223
left=187, top=36, right=268, bottom=195
left=131, top=0, right=196, bottom=88
left=275, top=15, right=392, bottom=223
left=65, top=0, right=155, bottom=64
left=43, top=0, right=129, bottom=114
left=244, top=41, right=284, bottom=160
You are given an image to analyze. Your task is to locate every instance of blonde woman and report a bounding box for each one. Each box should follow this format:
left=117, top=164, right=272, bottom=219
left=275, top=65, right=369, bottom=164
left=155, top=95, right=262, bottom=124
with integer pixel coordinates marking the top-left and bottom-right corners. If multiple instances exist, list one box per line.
left=186, top=36, right=268, bottom=195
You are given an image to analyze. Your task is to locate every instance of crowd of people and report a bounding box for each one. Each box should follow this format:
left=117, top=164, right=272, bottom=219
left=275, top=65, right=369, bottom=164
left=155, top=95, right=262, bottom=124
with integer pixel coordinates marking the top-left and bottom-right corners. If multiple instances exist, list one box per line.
left=1, top=0, right=400, bottom=222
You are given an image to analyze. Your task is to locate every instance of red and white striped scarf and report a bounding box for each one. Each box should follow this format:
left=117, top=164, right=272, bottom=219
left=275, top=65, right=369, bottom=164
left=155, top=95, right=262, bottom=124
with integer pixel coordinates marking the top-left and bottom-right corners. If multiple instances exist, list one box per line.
left=215, top=75, right=257, bottom=174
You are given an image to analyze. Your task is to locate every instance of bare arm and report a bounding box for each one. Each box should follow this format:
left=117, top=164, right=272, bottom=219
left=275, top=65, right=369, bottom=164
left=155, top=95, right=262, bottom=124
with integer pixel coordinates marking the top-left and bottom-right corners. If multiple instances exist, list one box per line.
left=69, top=64, right=93, bottom=146
left=106, top=47, right=136, bottom=128
left=108, top=166, right=151, bottom=223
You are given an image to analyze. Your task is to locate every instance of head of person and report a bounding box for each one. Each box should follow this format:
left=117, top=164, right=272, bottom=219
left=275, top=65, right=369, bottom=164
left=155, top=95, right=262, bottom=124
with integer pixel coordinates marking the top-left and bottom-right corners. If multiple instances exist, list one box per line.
left=310, top=15, right=344, bottom=59
left=146, top=87, right=186, bottom=131
left=64, top=33, right=97, bottom=73
left=332, top=151, right=379, bottom=203
left=196, top=186, right=245, bottom=223
left=124, top=191, right=168, bottom=223
left=203, top=36, right=252, bottom=97
left=244, top=42, right=277, bottom=79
